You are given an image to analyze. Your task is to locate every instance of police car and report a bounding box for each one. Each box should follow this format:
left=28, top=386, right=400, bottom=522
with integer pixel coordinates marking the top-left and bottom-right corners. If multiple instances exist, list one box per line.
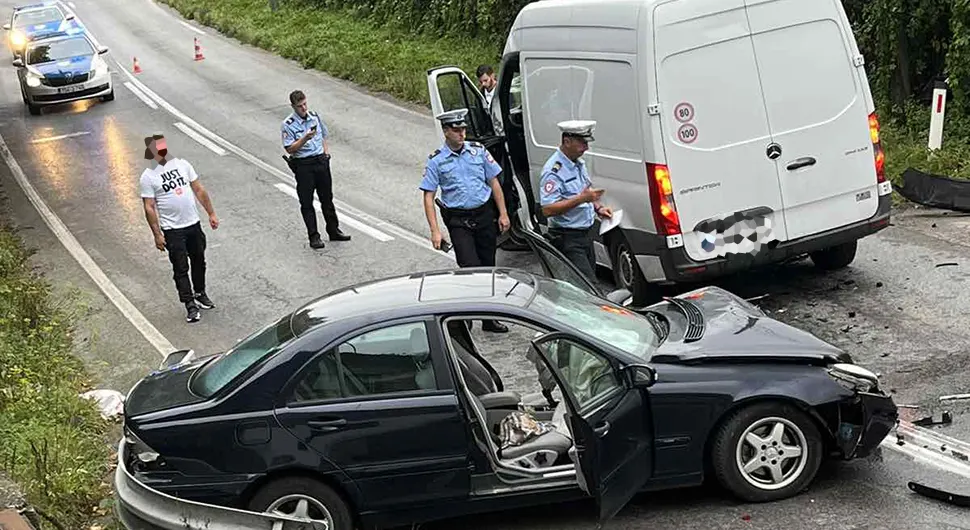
left=13, top=30, right=113, bottom=115
left=3, top=2, right=82, bottom=59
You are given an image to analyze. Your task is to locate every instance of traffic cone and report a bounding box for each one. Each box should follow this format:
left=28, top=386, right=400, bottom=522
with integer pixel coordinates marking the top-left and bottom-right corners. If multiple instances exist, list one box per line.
left=193, top=37, right=205, bottom=61
left=132, top=56, right=142, bottom=74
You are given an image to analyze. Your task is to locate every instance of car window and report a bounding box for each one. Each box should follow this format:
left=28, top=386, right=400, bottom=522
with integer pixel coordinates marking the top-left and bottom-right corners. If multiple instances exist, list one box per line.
left=27, top=36, right=92, bottom=65
left=190, top=315, right=296, bottom=398
left=537, top=337, right=621, bottom=412
left=531, top=278, right=660, bottom=359
left=291, top=322, right=437, bottom=402
left=13, top=8, right=63, bottom=28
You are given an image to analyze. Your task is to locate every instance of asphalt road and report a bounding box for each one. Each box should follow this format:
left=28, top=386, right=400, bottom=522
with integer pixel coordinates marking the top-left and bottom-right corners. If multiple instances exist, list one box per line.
left=0, top=0, right=969, bottom=528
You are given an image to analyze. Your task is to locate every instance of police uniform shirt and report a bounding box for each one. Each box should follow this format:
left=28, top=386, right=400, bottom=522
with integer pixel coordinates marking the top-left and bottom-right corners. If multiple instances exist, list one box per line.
left=539, top=149, right=595, bottom=229
left=281, top=111, right=329, bottom=159
left=419, top=141, right=502, bottom=210
left=139, top=158, right=201, bottom=230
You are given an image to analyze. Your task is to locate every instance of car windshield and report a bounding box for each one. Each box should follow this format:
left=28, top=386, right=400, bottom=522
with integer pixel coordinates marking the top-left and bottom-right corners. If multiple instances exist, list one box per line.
left=189, top=315, right=296, bottom=398
left=530, top=278, right=660, bottom=359
left=26, top=36, right=90, bottom=65
left=13, top=8, right=62, bottom=28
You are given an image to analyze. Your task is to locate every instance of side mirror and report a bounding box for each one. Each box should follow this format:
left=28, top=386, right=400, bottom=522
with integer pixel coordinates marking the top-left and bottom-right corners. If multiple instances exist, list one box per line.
left=12, top=58, right=23, bottom=67
left=624, top=364, right=657, bottom=388
left=97, top=45, right=108, bottom=54
left=605, top=288, right=632, bottom=306
left=2, top=24, right=10, bottom=31
left=66, top=14, right=75, bottom=20
left=159, top=348, right=196, bottom=370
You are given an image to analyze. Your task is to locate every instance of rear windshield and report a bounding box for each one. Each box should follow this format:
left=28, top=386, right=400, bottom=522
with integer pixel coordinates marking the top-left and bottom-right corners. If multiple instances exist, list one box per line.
left=26, top=36, right=91, bottom=65
left=189, top=315, right=296, bottom=398
left=13, top=8, right=63, bottom=28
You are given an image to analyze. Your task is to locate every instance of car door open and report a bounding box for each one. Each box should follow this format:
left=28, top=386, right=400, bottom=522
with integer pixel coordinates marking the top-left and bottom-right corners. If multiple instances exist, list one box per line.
left=426, top=65, right=496, bottom=144
left=529, top=332, right=656, bottom=521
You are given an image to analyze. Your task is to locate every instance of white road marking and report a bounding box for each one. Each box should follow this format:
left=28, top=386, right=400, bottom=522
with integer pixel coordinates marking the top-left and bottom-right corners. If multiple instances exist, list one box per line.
left=123, top=81, right=158, bottom=109
left=0, top=132, right=175, bottom=357
left=273, top=183, right=394, bottom=242
left=30, top=131, right=90, bottom=144
left=174, top=122, right=226, bottom=156
left=68, top=1, right=76, bottom=7
left=179, top=20, right=206, bottom=35
left=113, top=60, right=448, bottom=254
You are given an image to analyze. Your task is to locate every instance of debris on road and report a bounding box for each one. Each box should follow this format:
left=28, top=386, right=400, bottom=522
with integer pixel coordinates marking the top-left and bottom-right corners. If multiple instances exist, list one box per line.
left=79, top=389, right=125, bottom=420
left=908, top=481, right=970, bottom=508
left=895, top=167, right=970, bottom=213
left=935, top=262, right=959, bottom=268
left=913, top=411, right=953, bottom=427
left=940, top=393, right=970, bottom=402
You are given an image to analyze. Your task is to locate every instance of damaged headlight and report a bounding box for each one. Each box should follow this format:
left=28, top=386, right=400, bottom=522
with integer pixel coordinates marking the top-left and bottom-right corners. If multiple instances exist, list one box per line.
left=124, top=427, right=166, bottom=470
left=828, top=363, right=879, bottom=393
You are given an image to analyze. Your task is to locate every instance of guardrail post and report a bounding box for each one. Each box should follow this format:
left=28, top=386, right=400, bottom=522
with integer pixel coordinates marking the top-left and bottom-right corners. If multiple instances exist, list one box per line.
left=928, top=79, right=949, bottom=151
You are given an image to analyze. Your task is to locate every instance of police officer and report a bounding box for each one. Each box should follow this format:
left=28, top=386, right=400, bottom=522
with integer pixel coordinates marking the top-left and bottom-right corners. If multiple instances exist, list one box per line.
left=539, top=120, right=613, bottom=281
left=420, top=108, right=512, bottom=333
left=281, top=89, right=351, bottom=249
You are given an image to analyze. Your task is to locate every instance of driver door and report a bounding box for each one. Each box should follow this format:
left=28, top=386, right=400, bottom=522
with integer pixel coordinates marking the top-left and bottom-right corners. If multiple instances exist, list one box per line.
left=530, top=332, right=654, bottom=520
left=427, top=66, right=497, bottom=145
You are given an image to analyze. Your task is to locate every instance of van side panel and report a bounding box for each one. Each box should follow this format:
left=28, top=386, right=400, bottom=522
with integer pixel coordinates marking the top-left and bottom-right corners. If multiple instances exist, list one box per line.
left=744, top=0, right=879, bottom=240
left=652, top=0, right=790, bottom=262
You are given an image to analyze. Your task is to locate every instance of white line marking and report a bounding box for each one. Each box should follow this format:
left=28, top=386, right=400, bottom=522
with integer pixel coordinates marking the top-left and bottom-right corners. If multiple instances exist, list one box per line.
left=30, top=131, right=90, bottom=144
left=174, top=122, right=226, bottom=156
left=68, top=1, right=76, bottom=7
left=114, top=60, right=453, bottom=260
left=273, top=183, right=394, bottom=242
left=123, top=81, right=158, bottom=109
left=0, top=133, right=175, bottom=357
left=179, top=20, right=206, bottom=35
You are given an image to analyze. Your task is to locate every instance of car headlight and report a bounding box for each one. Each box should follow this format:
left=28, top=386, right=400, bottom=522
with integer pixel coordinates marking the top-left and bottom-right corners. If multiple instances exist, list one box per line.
left=10, top=31, right=26, bottom=48
left=828, top=363, right=879, bottom=393
left=25, top=73, right=41, bottom=87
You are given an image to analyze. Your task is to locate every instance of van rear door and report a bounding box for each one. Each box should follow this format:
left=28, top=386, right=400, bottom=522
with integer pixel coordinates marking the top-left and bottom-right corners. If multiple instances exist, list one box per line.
left=652, top=0, right=789, bottom=263
left=744, top=0, right=879, bottom=240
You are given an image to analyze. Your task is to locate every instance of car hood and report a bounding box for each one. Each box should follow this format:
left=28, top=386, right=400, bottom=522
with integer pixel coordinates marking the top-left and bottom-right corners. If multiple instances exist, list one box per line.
left=645, top=286, right=848, bottom=365
left=31, top=54, right=92, bottom=77
left=124, top=354, right=221, bottom=418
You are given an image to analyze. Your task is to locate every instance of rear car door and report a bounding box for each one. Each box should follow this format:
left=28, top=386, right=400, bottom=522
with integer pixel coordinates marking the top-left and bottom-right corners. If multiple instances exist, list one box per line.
left=652, top=0, right=789, bottom=262
left=530, top=332, right=654, bottom=520
left=273, top=318, right=471, bottom=511
left=743, top=0, right=880, bottom=240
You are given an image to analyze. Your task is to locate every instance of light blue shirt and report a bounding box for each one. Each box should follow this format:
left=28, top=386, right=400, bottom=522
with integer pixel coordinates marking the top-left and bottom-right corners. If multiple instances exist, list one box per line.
left=539, top=149, right=595, bottom=229
left=281, top=111, right=329, bottom=159
left=419, top=141, right=502, bottom=209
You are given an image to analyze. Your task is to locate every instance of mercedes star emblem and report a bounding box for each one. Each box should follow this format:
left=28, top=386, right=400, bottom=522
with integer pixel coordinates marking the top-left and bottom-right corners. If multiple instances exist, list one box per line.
left=766, top=143, right=782, bottom=160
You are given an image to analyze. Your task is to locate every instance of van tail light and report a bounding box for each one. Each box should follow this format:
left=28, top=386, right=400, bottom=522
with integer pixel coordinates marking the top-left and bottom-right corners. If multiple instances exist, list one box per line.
left=646, top=163, right=682, bottom=236
left=869, top=112, right=886, bottom=183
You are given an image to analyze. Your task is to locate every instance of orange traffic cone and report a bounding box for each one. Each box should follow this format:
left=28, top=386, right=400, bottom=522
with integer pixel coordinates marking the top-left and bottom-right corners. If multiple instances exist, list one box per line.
left=132, top=56, right=142, bottom=74
left=193, top=37, right=205, bottom=61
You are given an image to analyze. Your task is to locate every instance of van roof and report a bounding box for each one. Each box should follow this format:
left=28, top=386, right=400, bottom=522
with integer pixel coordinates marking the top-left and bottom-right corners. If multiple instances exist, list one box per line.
left=513, top=0, right=655, bottom=30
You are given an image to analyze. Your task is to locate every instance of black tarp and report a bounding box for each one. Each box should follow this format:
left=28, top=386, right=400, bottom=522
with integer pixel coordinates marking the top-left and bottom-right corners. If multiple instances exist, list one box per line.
left=894, top=168, right=970, bottom=213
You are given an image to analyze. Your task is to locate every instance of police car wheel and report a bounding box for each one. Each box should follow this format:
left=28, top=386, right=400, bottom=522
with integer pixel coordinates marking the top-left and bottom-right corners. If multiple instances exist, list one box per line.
left=28, top=104, right=40, bottom=116
left=101, top=90, right=115, bottom=102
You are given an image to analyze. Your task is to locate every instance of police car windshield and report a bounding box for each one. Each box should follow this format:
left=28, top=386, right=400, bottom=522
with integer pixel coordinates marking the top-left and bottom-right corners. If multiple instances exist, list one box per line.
left=26, top=36, right=91, bottom=65
left=13, top=8, right=62, bottom=28
left=530, top=278, right=660, bottom=359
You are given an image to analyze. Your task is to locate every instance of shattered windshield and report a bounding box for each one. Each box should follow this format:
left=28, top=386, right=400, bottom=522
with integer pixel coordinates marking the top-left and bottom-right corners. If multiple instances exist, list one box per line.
left=530, top=278, right=660, bottom=359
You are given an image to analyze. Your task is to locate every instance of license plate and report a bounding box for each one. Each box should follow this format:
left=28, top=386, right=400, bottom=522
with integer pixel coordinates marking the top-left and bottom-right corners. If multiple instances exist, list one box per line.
left=56, top=84, right=85, bottom=94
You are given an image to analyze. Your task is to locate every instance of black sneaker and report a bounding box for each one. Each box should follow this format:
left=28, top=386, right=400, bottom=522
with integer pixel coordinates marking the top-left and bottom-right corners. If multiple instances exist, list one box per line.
left=328, top=229, right=351, bottom=242
left=195, top=292, right=215, bottom=310
left=185, top=301, right=201, bottom=323
left=309, top=235, right=326, bottom=249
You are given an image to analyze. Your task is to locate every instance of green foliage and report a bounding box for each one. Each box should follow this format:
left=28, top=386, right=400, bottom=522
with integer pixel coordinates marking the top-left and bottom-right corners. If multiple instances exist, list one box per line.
left=0, top=226, right=115, bottom=529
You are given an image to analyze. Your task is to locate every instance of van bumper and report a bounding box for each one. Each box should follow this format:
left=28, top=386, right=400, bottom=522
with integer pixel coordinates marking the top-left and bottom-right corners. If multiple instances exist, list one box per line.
left=628, top=193, right=891, bottom=284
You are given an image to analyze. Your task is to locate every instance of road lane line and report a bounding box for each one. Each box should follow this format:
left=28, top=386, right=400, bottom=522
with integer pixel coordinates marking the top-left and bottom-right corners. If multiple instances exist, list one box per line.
left=123, top=81, right=158, bottom=110
left=0, top=132, right=175, bottom=357
left=113, top=60, right=450, bottom=257
left=30, top=131, right=90, bottom=144
left=174, top=122, right=226, bottom=156
left=68, top=1, right=76, bottom=7
left=273, top=184, right=394, bottom=242
left=179, top=20, right=206, bottom=35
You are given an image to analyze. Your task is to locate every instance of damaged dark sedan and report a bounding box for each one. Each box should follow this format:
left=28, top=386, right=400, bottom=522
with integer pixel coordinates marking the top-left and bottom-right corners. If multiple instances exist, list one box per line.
left=115, top=228, right=898, bottom=530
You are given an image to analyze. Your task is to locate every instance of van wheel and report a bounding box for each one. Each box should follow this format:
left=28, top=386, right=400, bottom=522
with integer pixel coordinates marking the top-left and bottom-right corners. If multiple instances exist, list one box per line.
left=248, top=476, right=354, bottom=529
left=809, top=240, right=857, bottom=271
left=28, top=103, right=40, bottom=116
left=609, top=236, right=661, bottom=305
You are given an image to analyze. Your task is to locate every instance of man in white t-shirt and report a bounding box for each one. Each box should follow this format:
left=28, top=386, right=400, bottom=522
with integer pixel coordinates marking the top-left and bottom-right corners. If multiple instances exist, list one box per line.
left=140, top=134, right=220, bottom=323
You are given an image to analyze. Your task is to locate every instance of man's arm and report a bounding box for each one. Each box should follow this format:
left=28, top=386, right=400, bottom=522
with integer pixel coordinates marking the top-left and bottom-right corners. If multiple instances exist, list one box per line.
left=142, top=198, right=166, bottom=250
left=190, top=180, right=220, bottom=229
left=423, top=190, right=443, bottom=248
left=488, top=177, right=510, bottom=232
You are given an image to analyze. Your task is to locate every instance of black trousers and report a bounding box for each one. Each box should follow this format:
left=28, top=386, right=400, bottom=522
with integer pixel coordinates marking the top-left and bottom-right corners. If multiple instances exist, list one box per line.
left=163, top=222, right=207, bottom=304
left=548, top=226, right=596, bottom=281
left=443, top=202, right=498, bottom=268
left=294, top=155, right=339, bottom=240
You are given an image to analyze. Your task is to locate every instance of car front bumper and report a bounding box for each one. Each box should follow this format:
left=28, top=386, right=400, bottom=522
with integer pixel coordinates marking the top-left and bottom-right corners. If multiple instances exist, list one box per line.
left=25, top=71, right=111, bottom=106
left=836, top=390, right=899, bottom=459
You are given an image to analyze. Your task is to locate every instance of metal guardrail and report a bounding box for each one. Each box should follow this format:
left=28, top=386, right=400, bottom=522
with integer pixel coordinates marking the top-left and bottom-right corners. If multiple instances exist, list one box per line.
left=113, top=439, right=326, bottom=530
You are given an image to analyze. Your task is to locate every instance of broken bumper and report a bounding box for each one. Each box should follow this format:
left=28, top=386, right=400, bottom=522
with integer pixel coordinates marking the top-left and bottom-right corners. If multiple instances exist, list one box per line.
left=837, top=391, right=899, bottom=459
left=113, top=439, right=325, bottom=530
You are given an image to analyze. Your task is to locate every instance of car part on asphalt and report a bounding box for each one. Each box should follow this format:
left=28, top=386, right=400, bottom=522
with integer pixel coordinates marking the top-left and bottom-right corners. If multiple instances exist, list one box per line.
left=913, top=411, right=953, bottom=427
left=908, top=481, right=970, bottom=508
left=940, top=393, right=970, bottom=402
left=895, top=168, right=970, bottom=213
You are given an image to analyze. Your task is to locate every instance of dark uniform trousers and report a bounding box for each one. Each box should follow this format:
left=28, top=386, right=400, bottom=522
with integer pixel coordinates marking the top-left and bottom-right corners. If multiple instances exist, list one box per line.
left=162, top=221, right=207, bottom=304
left=440, top=200, right=499, bottom=268
left=293, top=154, right=339, bottom=240
left=548, top=226, right=597, bottom=281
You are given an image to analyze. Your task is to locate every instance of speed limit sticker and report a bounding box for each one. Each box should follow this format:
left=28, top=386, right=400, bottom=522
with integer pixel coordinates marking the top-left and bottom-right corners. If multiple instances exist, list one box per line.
left=678, top=123, right=698, bottom=144
left=674, top=102, right=694, bottom=123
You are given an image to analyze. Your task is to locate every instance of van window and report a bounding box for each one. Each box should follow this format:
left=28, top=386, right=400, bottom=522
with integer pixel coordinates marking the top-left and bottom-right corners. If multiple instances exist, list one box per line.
left=523, top=58, right=641, bottom=158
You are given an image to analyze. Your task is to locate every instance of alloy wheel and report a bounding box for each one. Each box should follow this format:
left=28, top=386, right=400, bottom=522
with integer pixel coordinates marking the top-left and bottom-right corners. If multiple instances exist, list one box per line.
left=734, top=416, right=809, bottom=491
left=266, top=494, right=333, bottom=528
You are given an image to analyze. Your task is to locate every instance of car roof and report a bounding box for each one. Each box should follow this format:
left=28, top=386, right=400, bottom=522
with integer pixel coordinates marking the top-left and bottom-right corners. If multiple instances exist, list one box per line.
left=26, top=30, right=88, bottom=46
left=288, top=267, right=543, bottom=335
left=13, top=1, right=63, bottom=11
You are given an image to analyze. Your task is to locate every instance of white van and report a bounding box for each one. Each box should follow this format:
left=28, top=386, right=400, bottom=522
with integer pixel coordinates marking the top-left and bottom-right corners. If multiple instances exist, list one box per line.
left=426, top=0, right=892, bottom=303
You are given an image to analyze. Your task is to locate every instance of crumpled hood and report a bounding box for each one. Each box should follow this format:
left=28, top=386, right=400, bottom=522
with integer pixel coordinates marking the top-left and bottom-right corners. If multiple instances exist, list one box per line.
left=32, top=54, right=92, bottom=77
left=647, top=286, right=847, bottom=364
left=124, top=353, right=221, bottom=418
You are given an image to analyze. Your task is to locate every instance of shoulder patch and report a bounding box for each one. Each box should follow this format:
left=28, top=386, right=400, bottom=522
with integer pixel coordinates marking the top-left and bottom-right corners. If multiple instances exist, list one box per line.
left=468, top=141, right=483, bottom=148
left=284, top=117, right=294, bottom=125
left=309, top=110, right=318, bottom=117
left=428, top=149, right=441, bottom=159
left=552, top=161, right=562, bottom=173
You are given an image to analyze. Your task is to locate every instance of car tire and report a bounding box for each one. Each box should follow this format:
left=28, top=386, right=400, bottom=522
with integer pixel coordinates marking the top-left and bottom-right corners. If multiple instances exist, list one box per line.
left=247, top=476, right=354, bottom=529
left=102, top=89, right=115, bottom=102
left=608, top=235, right=661, bottom=305
left=711, top=401, right=823, bottom=503
left=28, top=103, right=40, bottom=116
left=809, top=240, right=857, bottom=271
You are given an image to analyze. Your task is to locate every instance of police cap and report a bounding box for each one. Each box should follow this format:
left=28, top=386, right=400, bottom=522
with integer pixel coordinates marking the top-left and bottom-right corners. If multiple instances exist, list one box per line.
left=558, top=120, right=596, bottom=141
left=436, top=108, right=469, bottom=129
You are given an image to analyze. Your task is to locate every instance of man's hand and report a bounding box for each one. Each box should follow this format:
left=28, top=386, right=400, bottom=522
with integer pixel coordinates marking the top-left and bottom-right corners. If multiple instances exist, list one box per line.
left=430, top=229, right=443, bottom=249
left=498, top=213, right=511, bottom=233
left=153, top=232, right=166, bottom=251
left=209, top=213, right=220, bottom=230
left=581, top=187, right=605, bottom=204
left=596, top=206, right=613, bottom=219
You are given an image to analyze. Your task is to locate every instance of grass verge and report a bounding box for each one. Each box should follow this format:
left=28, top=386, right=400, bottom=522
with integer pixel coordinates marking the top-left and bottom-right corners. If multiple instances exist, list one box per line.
left=0, top=223, right=119, bottom=530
